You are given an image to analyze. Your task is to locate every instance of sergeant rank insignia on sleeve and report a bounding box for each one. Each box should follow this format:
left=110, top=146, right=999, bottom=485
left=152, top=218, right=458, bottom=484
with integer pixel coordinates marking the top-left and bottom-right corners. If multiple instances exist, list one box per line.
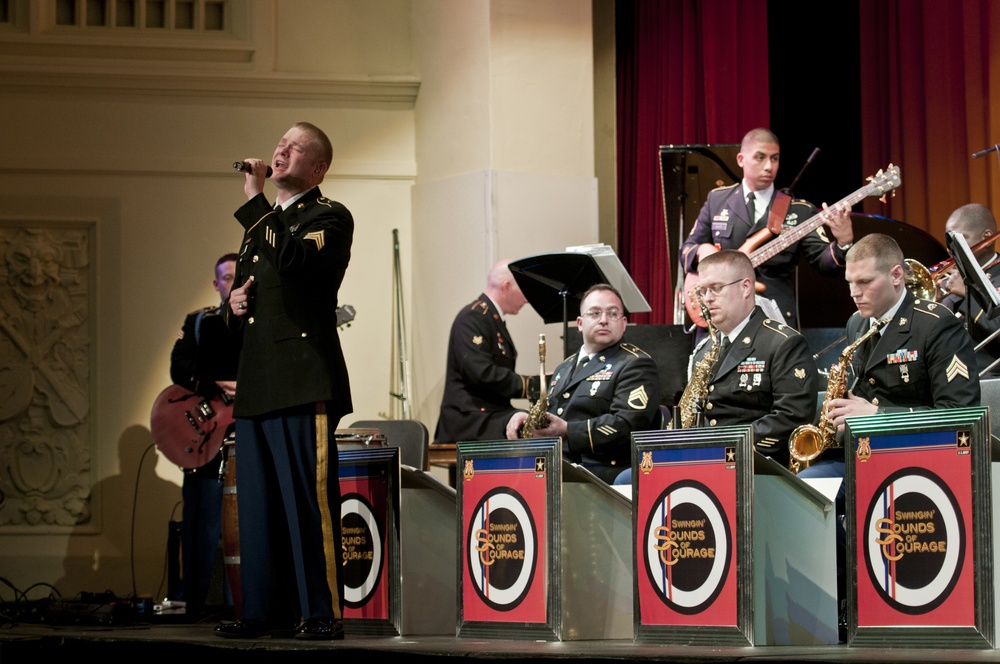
left=304, top=230, right=325, bottom=251
left=628, top=385, right=649, bottom=410
left=946, top=355, right=970, bottom=382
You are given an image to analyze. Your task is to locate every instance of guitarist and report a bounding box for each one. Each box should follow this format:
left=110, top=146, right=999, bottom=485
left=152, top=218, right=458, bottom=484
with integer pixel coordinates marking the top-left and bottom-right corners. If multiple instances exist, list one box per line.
left=679, top=128, right=855, bottom=331
left=168, top=252, right=240, bottom=619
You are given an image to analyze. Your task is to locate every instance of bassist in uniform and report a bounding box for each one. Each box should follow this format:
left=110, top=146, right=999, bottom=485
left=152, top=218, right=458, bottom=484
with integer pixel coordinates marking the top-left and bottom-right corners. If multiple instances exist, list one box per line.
left=680, top=127, right=854, bottom=330
left=168, top=252, right=240, bottom=619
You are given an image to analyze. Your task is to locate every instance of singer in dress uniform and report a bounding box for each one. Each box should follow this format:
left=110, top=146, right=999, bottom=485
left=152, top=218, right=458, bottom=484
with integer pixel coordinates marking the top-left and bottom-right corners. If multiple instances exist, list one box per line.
left=218, top=122, right=351, bottom=641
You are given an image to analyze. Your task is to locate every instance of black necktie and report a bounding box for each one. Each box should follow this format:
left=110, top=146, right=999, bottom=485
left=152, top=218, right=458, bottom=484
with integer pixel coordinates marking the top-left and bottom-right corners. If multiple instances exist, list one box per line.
left=746, top=191, right=756, bottom=225
left=855, top=323, right=880, bottom=371
left=571, top=355, right=590, bottom=382
left=710, top=336, right=732, bottom=381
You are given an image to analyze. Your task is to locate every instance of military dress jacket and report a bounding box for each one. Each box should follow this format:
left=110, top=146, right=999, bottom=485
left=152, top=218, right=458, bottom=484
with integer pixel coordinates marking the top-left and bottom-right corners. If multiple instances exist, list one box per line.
left=434, top=294, right=529, bottom=444
left=171, top=304, right=240, bottom=397
left=847, top=290, right=980, bottom=412
left=680, top=183, right=846, bottom=328
left=546, top=342, right=661, bottom=481
left=703, top=307, right=818, bottom=465
left=228, top=189, right=354, bottom=420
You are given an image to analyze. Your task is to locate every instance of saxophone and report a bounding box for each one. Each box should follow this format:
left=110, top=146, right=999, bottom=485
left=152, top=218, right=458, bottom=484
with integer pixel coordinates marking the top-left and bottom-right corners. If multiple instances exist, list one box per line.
left=676, top=289, right=720, bottom=428
left=519, top=334, right=549, bottom=438
left=788, top=317, right=888, bottom=473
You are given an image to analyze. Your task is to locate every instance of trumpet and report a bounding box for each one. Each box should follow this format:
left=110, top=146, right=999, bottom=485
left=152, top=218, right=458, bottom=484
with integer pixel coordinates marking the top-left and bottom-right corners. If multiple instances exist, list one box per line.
left=904, top=233, right=1000, bottom=301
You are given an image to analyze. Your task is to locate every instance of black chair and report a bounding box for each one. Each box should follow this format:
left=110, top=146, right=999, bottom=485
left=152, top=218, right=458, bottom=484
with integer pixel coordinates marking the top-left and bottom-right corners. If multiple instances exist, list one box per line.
left=348, top=419, right=430, bottom=470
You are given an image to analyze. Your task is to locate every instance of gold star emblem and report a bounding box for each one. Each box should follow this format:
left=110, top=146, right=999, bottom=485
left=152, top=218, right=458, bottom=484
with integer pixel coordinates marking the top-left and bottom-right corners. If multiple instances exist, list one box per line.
left=472, top=335, right=483, bottom=345
left=794, top=367, right=806, bottom=379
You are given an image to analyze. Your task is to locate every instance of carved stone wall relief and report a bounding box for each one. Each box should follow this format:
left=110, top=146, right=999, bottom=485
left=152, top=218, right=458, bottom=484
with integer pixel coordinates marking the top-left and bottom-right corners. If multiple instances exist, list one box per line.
left=0, top=225, right=92, bottom=527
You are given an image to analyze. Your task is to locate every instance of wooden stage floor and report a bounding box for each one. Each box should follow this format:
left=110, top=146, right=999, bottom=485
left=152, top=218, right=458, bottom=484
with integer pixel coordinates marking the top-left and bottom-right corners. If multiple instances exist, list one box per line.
left=4, top=620, right=1000, bottom=663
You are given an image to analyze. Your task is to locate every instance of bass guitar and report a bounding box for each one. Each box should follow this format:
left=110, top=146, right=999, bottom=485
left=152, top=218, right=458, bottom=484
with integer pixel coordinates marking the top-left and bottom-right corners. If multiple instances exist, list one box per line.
left=151, top=304, right=358, bottom=468
left=682, top=164, right=901, bottom=328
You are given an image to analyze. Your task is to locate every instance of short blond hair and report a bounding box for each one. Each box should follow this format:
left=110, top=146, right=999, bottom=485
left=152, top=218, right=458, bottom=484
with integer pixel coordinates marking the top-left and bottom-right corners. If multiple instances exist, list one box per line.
left=847, top=233, right=903, bottom=273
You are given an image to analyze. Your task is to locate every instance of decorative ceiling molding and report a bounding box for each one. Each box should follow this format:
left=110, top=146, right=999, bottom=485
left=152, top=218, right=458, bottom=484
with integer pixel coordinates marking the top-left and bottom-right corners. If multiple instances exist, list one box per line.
left=0, top=68, right=420, bottom=105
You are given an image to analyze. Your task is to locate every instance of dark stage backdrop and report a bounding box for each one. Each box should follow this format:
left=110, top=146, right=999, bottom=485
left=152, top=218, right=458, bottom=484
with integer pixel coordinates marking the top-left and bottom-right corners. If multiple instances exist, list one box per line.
left=617, top=0, right=1000, bottom=328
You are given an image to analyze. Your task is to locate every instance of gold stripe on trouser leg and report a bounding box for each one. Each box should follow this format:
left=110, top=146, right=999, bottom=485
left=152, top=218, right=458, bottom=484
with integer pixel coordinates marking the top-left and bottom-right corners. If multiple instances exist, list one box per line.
left=314, top=401, right=343, bottom=619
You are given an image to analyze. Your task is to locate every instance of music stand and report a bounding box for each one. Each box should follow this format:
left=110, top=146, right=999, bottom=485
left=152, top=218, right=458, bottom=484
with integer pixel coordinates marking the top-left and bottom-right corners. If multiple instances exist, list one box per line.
left=947, top=230, right=1000, bottom=375
left=946, top=230, right=1000, bottom=320
left=510, top=245, right=650, bottom=357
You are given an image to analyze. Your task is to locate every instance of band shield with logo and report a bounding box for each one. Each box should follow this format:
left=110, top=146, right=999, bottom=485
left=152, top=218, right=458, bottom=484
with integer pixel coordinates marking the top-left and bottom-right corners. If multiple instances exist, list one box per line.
left=631, top=427, right=753, bottom=645
left=456, top=438, right=559, bottom=640
left=845, top=407, right=994, bottom=648
left=339, top=446, right=401, bottom=636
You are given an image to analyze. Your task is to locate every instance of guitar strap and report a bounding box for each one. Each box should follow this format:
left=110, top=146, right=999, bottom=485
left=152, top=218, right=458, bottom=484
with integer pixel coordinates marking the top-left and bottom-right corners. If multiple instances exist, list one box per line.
left=767, top=190, right=791, bottom=235
left=194, top=308, right=207, bottom=346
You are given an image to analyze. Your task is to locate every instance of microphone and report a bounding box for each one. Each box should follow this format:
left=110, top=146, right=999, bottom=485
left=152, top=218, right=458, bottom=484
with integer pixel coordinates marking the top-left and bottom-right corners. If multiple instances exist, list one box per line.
left=972, top=144, right=1000, bottom=159
left=232, top=161, right=272, bottom=177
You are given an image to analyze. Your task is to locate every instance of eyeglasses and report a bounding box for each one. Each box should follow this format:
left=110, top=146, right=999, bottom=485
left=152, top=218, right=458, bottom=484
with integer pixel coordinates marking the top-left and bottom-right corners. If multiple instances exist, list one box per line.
left=582, top=308, right=623, bottom=321
left=694, top=279, right=744, bottom=298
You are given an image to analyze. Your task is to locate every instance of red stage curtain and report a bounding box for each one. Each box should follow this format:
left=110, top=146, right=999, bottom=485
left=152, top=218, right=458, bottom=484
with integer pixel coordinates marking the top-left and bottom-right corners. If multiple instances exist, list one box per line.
left=616, top=0, right=770, bottom=325
left=859, top=0, right=1000, bottom=239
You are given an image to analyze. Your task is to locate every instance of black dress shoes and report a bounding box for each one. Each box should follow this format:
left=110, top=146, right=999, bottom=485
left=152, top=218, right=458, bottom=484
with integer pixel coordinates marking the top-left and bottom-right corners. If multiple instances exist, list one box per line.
left=214, top=619, right=296, bottom=639
left=295, top=617, right=345, bottom=640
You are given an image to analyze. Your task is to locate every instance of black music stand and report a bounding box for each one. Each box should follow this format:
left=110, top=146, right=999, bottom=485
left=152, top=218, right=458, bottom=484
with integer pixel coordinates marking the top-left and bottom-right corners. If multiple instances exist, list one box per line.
left=510, top=245, right=650, bottom=357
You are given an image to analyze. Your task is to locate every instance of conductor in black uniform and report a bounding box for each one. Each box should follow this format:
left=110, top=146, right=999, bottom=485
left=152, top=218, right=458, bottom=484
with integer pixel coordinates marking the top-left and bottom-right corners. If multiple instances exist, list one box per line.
left=434, top=260, right=533, bottom=443
left=169, top=252, right=239, bottom=619
left=679, top=127, right=855, bottom=329
left=696, top=250, right=818, bottom=467
left=216, top=122, right=352, bottom=640
left=505, top=284, right=661, bottom=483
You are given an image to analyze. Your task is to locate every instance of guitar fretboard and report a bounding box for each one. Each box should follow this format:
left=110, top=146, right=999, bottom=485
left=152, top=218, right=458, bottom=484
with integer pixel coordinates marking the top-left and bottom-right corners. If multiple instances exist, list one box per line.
left=749, top=168, right=899, bottom=266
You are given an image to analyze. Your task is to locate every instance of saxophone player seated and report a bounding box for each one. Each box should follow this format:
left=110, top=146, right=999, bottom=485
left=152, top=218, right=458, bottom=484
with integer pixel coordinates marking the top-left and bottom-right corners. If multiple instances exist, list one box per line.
left=505, top=284, right=661, bottom=483
left=693, top=250, right=819, bottom=467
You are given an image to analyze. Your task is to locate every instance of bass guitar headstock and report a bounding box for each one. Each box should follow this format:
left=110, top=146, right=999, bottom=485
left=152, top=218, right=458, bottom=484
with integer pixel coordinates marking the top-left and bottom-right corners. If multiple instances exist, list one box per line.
left=866, top=163, right=901, bottom=203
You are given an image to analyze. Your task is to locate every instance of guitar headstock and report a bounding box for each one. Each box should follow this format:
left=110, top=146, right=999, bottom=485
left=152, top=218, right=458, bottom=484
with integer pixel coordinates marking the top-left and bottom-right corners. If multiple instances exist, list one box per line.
left=866, top=163, right=901, bottom=203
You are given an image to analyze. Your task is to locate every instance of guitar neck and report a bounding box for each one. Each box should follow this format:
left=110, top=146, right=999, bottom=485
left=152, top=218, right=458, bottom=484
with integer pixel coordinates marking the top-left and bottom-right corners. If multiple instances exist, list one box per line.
left=749, top=183, right=878, bottom=267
